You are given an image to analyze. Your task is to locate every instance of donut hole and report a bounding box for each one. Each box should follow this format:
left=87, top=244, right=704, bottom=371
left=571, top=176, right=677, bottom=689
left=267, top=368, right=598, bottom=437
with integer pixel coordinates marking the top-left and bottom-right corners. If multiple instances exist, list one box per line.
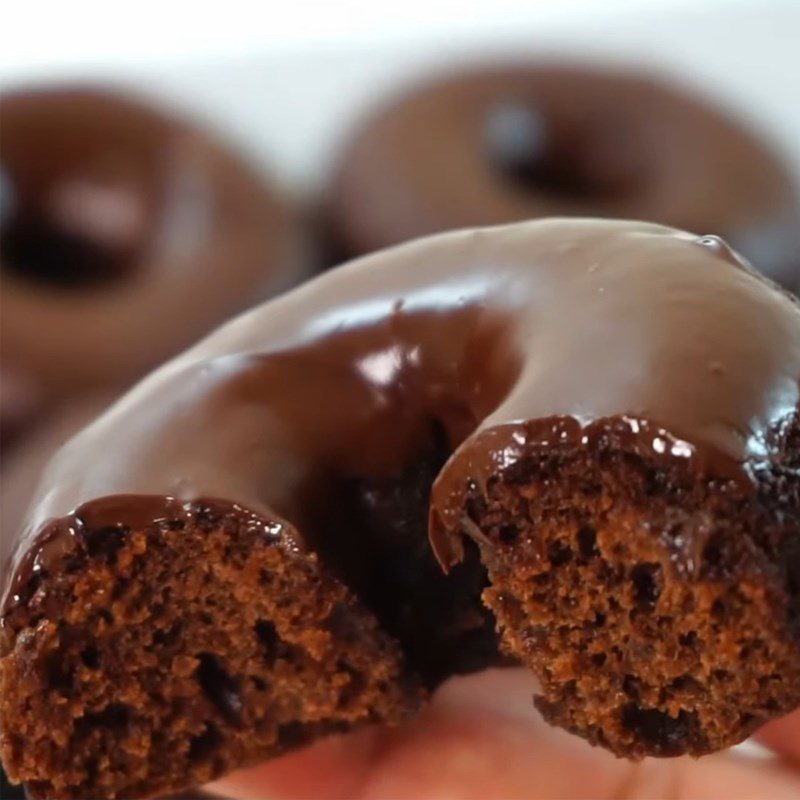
left=498, top=149, right=630, bottom=203
left=0, top=173, right=145, bottom=290
left=484, top=103, right=636, bottom=202
left=1, top=215, right=130, bottom=289
left=299, top=418, right=500, bottom=687
left=0, top=92, right=163, bottom=291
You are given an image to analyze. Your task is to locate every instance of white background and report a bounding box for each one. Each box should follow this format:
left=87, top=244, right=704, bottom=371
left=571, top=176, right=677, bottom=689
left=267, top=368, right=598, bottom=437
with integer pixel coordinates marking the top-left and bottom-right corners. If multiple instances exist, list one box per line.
left=1, top=0, right=799, bottom=196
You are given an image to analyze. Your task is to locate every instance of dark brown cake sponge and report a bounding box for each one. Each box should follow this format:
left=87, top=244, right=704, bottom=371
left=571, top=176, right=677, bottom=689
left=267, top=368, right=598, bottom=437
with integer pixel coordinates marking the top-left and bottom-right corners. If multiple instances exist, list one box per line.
left=431, top=417, right=800, bottom=758
left=1, top=220, right=799, bottom=797
left=0, top=499, right=422, bottom=799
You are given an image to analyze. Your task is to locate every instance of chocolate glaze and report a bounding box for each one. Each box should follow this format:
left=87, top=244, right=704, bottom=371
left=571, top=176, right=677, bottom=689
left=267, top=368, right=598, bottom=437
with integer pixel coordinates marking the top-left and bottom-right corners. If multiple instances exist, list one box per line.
left=3, top=218, right=800, bottom=613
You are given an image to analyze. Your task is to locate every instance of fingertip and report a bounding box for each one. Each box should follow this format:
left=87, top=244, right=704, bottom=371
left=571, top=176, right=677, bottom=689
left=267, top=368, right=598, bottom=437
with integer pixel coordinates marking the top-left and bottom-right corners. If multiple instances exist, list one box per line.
left=755, top=708, right=800, bottom=764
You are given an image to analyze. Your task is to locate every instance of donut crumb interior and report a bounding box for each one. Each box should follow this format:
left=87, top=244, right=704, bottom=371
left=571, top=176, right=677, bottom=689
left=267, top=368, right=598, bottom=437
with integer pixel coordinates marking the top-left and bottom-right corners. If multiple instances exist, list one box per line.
left=0, top=506, right=420, bottom=799
left=470, top=438, right=800, bottom=757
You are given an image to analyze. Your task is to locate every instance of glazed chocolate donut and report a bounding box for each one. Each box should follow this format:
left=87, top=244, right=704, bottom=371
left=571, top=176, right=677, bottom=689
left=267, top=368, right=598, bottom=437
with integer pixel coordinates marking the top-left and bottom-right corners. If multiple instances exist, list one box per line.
left=0, top=87, right=300, bottom=436
left=0, top=367, right=42, bottom=447
left=326, top=65, right=800, bottom=288
left=0, top=395, right=115, bottom=555
left=2, top=219, right=800, bottom=798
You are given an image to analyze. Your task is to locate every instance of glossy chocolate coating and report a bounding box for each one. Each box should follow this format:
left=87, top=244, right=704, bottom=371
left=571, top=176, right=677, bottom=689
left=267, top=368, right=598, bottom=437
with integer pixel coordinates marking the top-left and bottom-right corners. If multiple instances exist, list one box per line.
left=3, top=218, right=800, bottom=609
left=0, top=394, right=114, bottom=554
left=328, top=66, right=800, bottom=290
left=3, top=220, right=800, bottom=612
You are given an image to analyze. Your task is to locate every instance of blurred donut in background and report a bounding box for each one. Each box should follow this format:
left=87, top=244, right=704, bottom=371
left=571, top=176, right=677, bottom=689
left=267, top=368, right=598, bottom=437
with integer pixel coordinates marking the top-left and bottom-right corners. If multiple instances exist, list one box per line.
left=325, top=64, right=800, bottom=288
left=0, top=87, right=304, bottom=445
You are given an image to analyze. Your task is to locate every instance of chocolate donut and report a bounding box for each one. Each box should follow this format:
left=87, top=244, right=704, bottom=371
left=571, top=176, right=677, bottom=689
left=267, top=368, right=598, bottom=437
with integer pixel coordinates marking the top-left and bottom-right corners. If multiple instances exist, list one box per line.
left=2, top=219, right=799, bottom=798
left=0, top=393, right=118, bottom=800
left=326, top=65, right=800, bottom=288
left=0, top=395, right=115, bottom=554
left=0, top=87, right=301, bottom=438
